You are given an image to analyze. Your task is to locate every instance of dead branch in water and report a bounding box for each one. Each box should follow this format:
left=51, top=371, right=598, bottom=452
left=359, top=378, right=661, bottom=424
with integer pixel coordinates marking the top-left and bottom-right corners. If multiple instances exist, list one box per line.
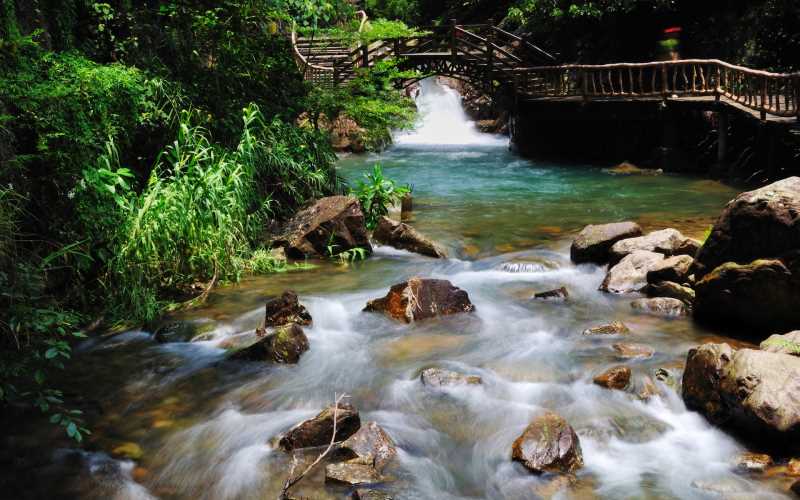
left=279, top=393, right=347, bottom=500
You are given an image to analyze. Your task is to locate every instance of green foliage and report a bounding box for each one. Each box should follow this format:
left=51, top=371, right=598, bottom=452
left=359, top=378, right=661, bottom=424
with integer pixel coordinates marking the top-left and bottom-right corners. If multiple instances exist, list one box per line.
left=366, top=0, right=421, bottom=25
left=351, top=164, right=410, bottom=230
left=359, top=18, right=427, bottom=43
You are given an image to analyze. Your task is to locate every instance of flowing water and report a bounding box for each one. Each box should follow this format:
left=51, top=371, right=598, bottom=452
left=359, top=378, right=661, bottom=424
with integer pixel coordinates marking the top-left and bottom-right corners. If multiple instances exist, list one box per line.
left=24, top=79, right=794, bottom=499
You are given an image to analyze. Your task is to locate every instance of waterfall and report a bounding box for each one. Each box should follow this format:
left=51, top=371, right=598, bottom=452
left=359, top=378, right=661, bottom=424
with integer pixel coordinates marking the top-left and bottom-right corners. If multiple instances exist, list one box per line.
left=394, top=78, right=508, bottom=147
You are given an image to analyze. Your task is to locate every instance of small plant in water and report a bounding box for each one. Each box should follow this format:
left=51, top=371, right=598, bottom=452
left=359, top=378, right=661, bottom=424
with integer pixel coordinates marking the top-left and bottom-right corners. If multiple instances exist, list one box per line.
left=352, top=164, right=411, bottom=230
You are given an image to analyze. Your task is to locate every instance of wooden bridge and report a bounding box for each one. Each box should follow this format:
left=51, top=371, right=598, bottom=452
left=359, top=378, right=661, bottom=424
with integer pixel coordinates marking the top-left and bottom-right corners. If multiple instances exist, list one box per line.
left=292, top=22, right=799, bottom=122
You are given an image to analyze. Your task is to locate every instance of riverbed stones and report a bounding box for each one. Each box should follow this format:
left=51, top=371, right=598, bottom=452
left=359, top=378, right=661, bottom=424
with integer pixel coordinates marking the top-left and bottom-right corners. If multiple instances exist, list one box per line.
left=582, top=321, right=631, bottom=336
left=694, top=258, right=800, bottom=331
left=420, top=368, right=482, bottom=387
left=263, top=291, right=312, bottom=328
left=533, top=286, right=569, bottom=301
left=760, top=331, right=800, bottom=356
left=279, top=403, right=361, bottom=451
left=334, top=422, right=397, bottom=471
left=646, top=254, right=694, bottom=284
left=609, top=228, right=694, bottom=264
left=612, top=343, right=655, bottom=359
left=693, top=177, right=800, bottom=280
left=646, top=281, right=695, bottom=305
left=593, top=366, right=631, bottom=390
left=364, top=277, right=475, bottom=323
left=372, top=216, right=447, bottom=258
left=511, top=412, right=583, bottom=474
left=570, top=221, right=643, bottom=264
left=631, top=297, right=690, bottom=317
left=229, top=324, right=309, bottom=364
left=600, top=250, right=664, bottom=294
left=325, top=462, right=383, bottom=486
left=682, top=343, right=800, bottom=449
left=272, top=195, right=372, bottom=259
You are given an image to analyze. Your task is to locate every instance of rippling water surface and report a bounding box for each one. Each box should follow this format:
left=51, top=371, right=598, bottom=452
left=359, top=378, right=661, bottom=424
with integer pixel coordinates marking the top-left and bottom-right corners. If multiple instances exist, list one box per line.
left=43, top=80, right=793, bottom=499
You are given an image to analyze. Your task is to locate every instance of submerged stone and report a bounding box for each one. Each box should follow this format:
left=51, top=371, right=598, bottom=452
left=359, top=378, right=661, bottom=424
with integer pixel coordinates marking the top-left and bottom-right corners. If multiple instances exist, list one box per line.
left=511, top=412, right=583, bottom=474
left=533, top=287, right=569, bottom=301
left=612, top=343, right=655, bottom=359
left=582, top=321, right=631, bottom=336
left=420, top=368, right=482, bottom=387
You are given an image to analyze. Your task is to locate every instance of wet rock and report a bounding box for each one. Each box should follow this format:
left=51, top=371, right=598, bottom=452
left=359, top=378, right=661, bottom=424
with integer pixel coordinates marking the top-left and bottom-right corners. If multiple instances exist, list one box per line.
left=612, top=343, right=655, bottom=359
left=278, top=403, right=361, bottom=451
left=372, top=216, right=447, bottom=258
left=153, top=320, right=214, bottom=343
left=511, top=412, right=584, bottom=474
left=788, top=458, right=800, bottom=476
left=600, top=250, right=664, bottom=294
left=693, top=177, right=800, bottom=280
left=631, top=297, right=690, bottom=317
left=694, top=258, right=800, bottom=332
left=533, top=287, right=569, bottom=301
left=609, top=228, right=693, bottom=264
left=637, top=376, right=661, bottom=401
left=603, top=161, right=663, bottom=176
left=760, top=331, right=800, bottom=356
left=682, top=344, right=800, bottom=449
left=263, top=291, right=312, bottom=328
left=272, top=196, right=372, bottom=259
left=352, top=489, right=393, bottom=500
left=677, top=237, right=702, bottom=257
left=609, top=414, right=672, bottom=444
left=646, top=254, right=694, bottom=284
left=593, top=366, right=631, bottom=390
left=646, top=281, right=695, bottom=305
left=228, top=324, right=309, bottom=364
left=420, top=368, right=482, bottom=387
left=734, top=452, right=773, bottom=474
left=570, top=221, right=643, bottom=264
left=364, top=277, right=475, bottom=323
left=791, top=479, right=800, bottom=497
left=334, top=422, right=396, bottom=471
left=325, top=462, right=383, bottom=486
left=582, top=321, right=631, bottom=336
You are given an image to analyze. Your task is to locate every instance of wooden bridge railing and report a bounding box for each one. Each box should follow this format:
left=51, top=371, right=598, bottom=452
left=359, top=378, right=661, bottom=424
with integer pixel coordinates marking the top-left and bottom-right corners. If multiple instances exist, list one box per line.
left=517, top=59, right=800, bottom=119
left=292, top=21, right=800, bottom=120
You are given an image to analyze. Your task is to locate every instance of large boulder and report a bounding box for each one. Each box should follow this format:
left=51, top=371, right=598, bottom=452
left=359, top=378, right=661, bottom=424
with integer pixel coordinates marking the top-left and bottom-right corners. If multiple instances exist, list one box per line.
left=278, top=403, right=361, bottom=451
left=647, top=255, right=694, bottom=284
left=570, top=222, right=643, bottom=264
left=600, top=251, right=664, bottom=294
left=420, top=368, right=482, bottom=387
left=511, top=412, right=583, bottom=474
left=263, top=291, right=312, bottom=328
left=372, top=216, right=447, bottom=258
left=228, top=324, right=309, bottom=364
left=334, top=422, right=397, bottom=471
left=682, top=343, right=800, bottom=450
left=694, top=259, right=800, bottom=331
left=272, top=196, right=372, bottom=259
left=364, top=278, right=475, bottom=323
left=609, top=228, right=695, bottom=264
left=760, top=331, right=800, bottom=356
left=693, top=177, right=800, bottom=280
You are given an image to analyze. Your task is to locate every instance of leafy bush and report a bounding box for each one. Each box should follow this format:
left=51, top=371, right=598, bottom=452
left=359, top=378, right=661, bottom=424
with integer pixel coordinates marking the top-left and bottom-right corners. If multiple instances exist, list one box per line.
left=351, top=164, right=410, bottom=230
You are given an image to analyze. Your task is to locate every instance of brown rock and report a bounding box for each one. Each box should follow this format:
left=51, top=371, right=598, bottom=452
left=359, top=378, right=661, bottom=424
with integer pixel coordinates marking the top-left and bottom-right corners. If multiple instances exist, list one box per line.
left=352, top=490, right=393, bottom=500
left=533, top=287, right=569, bottom=301
left=694, top=258, right=800, bottom=332
left=334, top=422, right=397, bottom=471
left=609, top=229, right=692, bottom=264
left=613, top=343, right=655, bottom=359
left=593, top=366, right=631, bottom=390
left=570, top=221, right=643, bottom=264
left=791, top=479, right=800, bottom=497
left=229, top=324, right=309, bottom=364
left=693, top=177, right=800, bottom=280
left=364, top=277, right=475, bottom=323
left=420, top=368, right=482, bottom=387
left=646, top=281, right=695, bottom=305
left=372, top=216, right=447, bottom=258
left=760, top=331, right=800, bottom=356
left=631, top=297, right=690, bottom=317
left=788, top=458, right=800, bottom=476
left=682, top=344, right=800, bottom=450
left=279, top=403, right=361, bottom=451
left=603, top=161, right=663, bottom=176
left=734, top=452, right=773, bottom=474
left=647, top=255, right=694, bottom=284
left=272, top=196, right=372, bottom=259
left=263, top=291, right=312, bottom=328
left=325, top=462, right=383, bottom=486
left=600, top=250, right=665, bottom=294
left=511, top=412, right=583, bottom=474
left=582, top=321, right=631, bottom=336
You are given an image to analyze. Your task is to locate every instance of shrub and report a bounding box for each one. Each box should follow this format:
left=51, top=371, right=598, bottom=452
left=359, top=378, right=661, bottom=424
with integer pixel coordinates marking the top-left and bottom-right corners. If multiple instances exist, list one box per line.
left=351, top=163, right=410, bottom=230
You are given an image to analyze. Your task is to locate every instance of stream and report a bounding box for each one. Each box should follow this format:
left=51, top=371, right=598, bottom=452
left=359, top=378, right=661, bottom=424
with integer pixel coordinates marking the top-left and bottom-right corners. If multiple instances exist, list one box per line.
left=32, top=79, right=793, bottom=499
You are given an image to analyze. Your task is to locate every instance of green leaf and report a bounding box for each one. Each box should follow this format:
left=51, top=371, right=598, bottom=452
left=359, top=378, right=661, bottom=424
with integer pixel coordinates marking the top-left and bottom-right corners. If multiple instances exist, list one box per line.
left=45, top=348, right=58, bottom=359
left=66, top=422, right=77, bottom=437
left=50, top=413, right=62, bottom=424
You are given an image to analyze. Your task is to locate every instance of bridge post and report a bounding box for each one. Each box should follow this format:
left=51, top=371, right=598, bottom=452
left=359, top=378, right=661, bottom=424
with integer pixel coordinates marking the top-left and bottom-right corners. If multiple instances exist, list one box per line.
left=486, top=24, right=495, bottom=85
left=760, top=76, right=767, bottom=121
left=450, top=19, right=457, bottom=61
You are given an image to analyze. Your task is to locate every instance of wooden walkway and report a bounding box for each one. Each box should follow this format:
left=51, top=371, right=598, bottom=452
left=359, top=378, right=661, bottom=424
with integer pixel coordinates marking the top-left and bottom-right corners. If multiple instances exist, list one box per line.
left=292, top=22, right=800, bottom=122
